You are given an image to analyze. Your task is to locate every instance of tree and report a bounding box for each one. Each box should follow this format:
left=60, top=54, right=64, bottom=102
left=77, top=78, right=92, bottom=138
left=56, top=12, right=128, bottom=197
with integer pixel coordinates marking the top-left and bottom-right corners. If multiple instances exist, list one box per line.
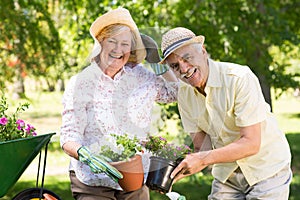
left=159, top=0, right=300, bottom=108
left=1, top=0, right=298, bottom=111
left=0, top=0, right=61, bottom=97
left=54, top=0, right=299, bottom=133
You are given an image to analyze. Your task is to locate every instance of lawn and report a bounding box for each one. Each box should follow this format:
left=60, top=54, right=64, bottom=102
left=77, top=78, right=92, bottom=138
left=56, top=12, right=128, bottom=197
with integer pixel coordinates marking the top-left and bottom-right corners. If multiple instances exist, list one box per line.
left=2, top=90, right=300, bottom=200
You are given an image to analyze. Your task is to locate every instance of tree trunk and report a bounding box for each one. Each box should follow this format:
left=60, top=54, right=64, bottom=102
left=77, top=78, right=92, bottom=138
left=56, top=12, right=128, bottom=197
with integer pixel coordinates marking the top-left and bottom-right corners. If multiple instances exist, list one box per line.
left=45, top=78, right=55, bottom=92
left=57, top=79, right=65, bottom=91
left=257, top=73, right=272, bottom=112
left=13, top=66, right=25, bottom=99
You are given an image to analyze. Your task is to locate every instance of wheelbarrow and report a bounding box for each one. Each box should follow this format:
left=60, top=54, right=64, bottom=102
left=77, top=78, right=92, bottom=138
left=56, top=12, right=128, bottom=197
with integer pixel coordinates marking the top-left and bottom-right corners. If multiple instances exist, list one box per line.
left=0, top=132, right=61, bottom=199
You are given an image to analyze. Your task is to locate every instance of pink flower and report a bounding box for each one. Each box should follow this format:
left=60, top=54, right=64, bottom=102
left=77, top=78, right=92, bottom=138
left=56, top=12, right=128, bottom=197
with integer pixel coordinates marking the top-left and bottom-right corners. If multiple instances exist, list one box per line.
left=0, top=117, right=8, bottom=125
left=0, top=95, right=38, bottom=141
left=159, top=136, right=167, bottom=141
left=25, top=124, right=36, bottom=134
left=16, top=119, right=25, bottom=130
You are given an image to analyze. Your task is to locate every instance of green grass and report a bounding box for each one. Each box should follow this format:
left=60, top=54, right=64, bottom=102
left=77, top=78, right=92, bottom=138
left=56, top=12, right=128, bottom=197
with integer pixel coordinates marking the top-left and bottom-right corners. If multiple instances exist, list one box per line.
left=272, top=92, right=300, bottom=134
left=2, top=91, right=300, bottom=199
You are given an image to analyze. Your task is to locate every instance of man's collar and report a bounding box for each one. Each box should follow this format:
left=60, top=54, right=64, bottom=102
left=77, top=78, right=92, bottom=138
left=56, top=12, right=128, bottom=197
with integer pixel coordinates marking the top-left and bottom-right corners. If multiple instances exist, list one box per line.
left=206, top=59, right=221, bottom=88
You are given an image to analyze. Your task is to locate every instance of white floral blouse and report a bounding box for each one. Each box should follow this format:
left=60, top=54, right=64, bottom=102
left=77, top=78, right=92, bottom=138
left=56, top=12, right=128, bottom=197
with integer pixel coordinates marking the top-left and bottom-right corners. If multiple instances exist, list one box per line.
left=60, top=61, right=178, bottom=190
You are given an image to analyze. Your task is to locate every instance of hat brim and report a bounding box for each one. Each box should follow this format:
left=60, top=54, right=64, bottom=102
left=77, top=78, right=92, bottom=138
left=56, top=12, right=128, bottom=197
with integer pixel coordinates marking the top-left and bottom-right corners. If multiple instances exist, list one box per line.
left=90, top=8, right=146, bottom=64
left=159, top=35, right=205, bottom=64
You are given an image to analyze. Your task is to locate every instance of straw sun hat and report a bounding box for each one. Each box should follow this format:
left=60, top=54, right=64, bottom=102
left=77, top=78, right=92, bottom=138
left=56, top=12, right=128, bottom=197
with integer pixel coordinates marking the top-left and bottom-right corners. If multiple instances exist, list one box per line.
left=160, top=27, right=205, bottom=64
left=89, top=7, right=146, bottom=64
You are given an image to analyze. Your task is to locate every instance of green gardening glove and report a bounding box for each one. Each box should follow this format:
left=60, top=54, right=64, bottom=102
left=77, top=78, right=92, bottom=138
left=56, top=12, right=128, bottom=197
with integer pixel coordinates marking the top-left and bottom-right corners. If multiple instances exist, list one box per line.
left=149, top=63, right=169, bottom=76
left=166, top=192, right=186, bottom=200
left=77, top=146, right=123, bottom=182
left=141, top=34, right=169, bottom=75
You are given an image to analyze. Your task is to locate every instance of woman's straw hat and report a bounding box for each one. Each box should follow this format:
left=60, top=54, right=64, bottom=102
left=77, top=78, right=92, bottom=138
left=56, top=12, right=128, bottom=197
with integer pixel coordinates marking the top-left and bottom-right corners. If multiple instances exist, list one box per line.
left=89, top=8, right=146, bottom=63
left=159, top=27, right=205, bottom=64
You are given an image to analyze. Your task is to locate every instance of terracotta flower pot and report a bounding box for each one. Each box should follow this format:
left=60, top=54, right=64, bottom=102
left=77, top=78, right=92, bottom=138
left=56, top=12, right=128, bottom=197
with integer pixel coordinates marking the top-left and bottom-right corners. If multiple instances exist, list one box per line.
left=110, top=154, right=144, bottom=192
left=146, top=156, right=178, bottom=193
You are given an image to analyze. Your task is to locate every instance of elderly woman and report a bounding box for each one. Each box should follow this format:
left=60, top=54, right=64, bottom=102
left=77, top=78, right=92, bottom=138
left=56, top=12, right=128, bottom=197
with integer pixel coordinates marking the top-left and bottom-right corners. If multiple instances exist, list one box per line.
left=60, top=8, right=178, bottom=200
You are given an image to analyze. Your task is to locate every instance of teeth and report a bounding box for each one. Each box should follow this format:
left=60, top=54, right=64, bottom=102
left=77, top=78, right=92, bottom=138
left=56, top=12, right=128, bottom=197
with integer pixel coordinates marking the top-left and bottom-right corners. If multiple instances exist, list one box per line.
left=186, top=71, right=193, bottom=78
left=110, top=54, right=122, bottom=59
left=184, top=68, right=196, bottom=79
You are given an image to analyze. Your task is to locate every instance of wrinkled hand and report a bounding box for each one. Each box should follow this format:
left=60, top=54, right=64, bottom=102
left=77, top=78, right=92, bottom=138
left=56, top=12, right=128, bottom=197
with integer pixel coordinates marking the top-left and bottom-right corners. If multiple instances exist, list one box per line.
left=140, top=33, right=169, bottom=75
left=170, top=151, right=211, bottom=183
left=77, top=146, right=123, bottom=182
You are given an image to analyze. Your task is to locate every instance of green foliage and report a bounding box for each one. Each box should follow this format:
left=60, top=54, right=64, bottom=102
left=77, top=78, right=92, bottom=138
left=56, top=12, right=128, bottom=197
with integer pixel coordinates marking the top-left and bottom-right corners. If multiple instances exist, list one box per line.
left=160, top=0, right=300, bottom=101
left=143, top=135, right=192, bottom=162
left=0, top=0, right=61, bottom=93
left=98, top=133, right=143, bottom=162
left=269, top=44, right=300, bottom=97
left=1, top=0, right=299, bottom=104
left=0, top=95, right=37, bottom=142
left=286, top=133, right=300, bottom=200
left=2, top=178, right=73, bottom=200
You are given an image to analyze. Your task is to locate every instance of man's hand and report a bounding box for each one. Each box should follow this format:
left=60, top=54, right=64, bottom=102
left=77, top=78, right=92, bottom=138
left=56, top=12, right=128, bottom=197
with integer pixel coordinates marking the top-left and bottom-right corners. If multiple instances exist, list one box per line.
left=170, top=151, right=211, bottom=183
left=77, top=146, right=123, bottom=182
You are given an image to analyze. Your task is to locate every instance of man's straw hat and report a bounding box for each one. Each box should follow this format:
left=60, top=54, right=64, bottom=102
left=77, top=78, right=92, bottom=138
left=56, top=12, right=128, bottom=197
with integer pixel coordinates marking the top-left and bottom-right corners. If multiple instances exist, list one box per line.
left=160, top=27, right=205, bottom=64
left=89, top=8, right=146, bottom=63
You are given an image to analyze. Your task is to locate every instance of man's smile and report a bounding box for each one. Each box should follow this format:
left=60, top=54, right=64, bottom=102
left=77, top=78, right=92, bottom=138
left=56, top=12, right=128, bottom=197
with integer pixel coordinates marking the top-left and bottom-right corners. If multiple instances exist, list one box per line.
left=183, top=67, right=197, bottom=79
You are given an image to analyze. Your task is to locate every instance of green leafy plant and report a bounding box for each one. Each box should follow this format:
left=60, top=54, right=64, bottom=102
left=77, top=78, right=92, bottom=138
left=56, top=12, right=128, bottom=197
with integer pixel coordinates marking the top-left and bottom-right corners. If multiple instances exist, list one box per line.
left=143, top=135, right=192, bottom=162
left=96, top=134, right=143, bottom=162
left=0, top=95, right=37, bottom=142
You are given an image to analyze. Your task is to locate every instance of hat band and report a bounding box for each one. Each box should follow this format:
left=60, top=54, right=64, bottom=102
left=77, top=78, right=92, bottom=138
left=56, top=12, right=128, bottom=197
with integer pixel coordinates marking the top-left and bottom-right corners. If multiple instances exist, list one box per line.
left=163, top=37, right=193, bottom=57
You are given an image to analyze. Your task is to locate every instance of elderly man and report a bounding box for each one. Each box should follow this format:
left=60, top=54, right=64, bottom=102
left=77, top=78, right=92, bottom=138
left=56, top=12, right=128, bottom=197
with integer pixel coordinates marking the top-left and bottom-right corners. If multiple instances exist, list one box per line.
left=160, top=27, right=292, bottom=199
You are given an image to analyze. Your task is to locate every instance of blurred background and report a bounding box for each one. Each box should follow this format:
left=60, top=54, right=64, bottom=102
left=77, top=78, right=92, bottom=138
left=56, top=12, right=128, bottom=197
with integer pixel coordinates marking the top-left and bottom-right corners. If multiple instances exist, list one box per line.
left=1, top=0, right=299, bottom=199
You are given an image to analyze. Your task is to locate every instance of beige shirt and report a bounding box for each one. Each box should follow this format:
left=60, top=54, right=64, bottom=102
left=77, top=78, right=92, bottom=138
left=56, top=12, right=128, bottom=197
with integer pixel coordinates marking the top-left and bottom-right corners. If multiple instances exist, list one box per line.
left=178, top=59, right=291, bottom=186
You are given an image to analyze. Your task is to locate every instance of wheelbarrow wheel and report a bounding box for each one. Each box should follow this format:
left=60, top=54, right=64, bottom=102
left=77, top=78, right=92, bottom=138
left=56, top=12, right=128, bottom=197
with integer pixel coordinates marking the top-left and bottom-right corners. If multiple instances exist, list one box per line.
left=12, top=187, right=61, bottom=200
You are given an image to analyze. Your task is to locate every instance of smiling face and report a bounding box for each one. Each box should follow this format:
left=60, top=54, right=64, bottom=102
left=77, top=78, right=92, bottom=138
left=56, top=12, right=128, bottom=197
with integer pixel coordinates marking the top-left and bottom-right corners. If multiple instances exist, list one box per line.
left=97, top=25, right=134, bottom=78
left=166, top=43, right=209, bottom=89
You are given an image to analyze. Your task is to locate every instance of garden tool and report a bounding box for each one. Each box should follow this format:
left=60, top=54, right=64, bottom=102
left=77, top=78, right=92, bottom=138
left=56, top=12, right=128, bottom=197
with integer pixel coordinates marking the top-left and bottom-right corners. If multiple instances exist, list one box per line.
left=77, top=146, right=123, bottom=182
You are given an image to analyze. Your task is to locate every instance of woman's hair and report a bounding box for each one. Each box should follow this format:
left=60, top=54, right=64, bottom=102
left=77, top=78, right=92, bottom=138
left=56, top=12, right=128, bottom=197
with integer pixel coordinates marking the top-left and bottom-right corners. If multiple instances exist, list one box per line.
left=95, top=24, right=137, bottom=62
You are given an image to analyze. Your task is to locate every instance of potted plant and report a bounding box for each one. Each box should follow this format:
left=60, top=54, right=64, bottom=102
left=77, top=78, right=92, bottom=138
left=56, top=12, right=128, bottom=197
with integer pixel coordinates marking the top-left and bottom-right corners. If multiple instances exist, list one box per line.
left=91, top=133, right=144, bottom=192
left=143, top=135, right=192, bottom=193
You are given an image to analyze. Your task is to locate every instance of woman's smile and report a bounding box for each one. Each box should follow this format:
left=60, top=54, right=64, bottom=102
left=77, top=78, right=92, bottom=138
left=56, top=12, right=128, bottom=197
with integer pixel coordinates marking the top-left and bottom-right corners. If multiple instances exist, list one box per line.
left=109, top=52, right=124, bottom=59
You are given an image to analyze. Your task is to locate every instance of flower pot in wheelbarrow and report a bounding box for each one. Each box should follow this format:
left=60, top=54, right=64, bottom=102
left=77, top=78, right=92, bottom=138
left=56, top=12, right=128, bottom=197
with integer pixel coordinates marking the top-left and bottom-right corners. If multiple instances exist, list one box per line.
left=146, top=156, right=179, bottom=194
left=0, top=133, right=55, bottom=197
left=110, top=155, right=144, bottom=192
